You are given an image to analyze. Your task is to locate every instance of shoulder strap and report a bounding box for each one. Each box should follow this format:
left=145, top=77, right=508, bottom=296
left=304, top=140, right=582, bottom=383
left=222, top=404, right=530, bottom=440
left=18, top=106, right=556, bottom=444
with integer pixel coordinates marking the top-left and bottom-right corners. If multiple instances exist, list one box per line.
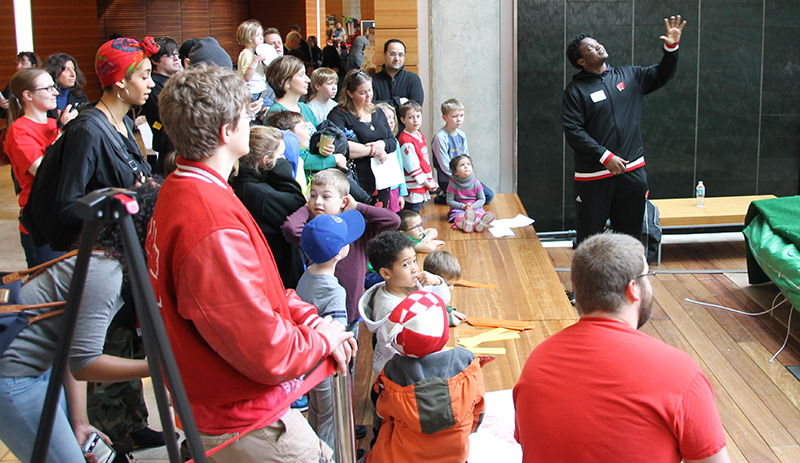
left=81, top=108, right=146, bottom=183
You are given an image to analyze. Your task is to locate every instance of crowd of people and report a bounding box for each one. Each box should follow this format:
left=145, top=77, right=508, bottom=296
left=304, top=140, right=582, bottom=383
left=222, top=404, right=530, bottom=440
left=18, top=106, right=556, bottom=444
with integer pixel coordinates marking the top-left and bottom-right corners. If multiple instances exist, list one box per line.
left=0, top=12, right=731, bottom=463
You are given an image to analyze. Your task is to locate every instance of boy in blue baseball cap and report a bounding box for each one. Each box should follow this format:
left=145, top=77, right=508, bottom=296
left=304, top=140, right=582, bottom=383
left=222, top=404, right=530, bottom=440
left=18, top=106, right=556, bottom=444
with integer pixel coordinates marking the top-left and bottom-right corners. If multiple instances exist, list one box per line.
left=295, top=209, right=366, bottom=458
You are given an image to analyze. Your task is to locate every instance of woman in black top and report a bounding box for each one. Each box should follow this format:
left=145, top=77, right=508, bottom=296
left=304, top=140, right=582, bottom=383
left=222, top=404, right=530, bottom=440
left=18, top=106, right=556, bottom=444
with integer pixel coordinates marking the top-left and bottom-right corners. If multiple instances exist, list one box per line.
left=327, top=69, right=397, bottom=207
left=50, top=37, right=157, bottom=250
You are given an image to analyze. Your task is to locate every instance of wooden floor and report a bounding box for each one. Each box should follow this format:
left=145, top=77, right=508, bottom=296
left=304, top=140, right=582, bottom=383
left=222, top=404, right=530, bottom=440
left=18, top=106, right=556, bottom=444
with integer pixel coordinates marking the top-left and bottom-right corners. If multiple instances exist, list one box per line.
left=354, top=197, right=800, bottom=462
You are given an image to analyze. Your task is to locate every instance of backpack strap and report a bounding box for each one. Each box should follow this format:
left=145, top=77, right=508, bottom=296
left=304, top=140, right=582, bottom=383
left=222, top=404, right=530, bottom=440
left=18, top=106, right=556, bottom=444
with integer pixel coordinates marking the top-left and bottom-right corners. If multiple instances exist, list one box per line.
left=81, top=108, right=147, bottom=184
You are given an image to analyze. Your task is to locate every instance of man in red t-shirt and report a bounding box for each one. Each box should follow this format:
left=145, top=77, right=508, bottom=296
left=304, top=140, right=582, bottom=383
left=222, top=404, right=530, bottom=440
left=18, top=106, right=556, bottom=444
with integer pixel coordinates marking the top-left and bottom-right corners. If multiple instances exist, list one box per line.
left=513, top=233, right=730, bottom=463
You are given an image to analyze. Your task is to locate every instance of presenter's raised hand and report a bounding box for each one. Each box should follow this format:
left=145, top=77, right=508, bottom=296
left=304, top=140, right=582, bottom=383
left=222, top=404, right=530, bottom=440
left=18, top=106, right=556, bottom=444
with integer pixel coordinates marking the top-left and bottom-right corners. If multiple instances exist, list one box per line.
left=660, top=15, right=687, bottom=46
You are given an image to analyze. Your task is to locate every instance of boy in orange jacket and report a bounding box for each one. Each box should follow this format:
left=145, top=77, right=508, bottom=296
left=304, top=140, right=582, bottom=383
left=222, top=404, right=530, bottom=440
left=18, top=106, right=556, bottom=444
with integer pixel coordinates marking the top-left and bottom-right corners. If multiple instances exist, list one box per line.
left=367, top=291, right=486, bottom=463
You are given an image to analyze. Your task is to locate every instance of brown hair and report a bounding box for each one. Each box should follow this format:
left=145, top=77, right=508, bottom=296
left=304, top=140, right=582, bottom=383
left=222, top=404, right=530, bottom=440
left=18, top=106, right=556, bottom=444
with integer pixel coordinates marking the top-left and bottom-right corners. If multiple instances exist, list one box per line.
left=310, top=168, right=349, bottom=197
left=15, top=52, right=42, bottom=69
left=240, top=126, right=284, bottom=171
left=7, top=69, right=49, bottom=124
left=397, top=210, right=421, bottom=232
left=423, top=250, right=462, bottom=283
left=159, top=64, right=250, bottom=161
left=308, top=67, right=338, bottom=101
left=266, top=55, right=304, bottom=99
left=43, top=53, right=86, bottom=92
left=398, top=99, right=422, bottom=120
left=337, top=69, right=375, bottom=116
left=571, top=233, right=646, bottom=316
left=265, top=110, right=305, bottom=131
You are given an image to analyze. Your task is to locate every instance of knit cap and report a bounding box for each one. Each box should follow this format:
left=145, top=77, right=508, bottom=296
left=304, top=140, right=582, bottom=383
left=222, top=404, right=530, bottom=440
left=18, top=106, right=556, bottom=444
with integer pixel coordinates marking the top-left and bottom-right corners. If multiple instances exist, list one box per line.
left=188, top=37, right=232, bottom=69
left=386, top=291, right=449, bottom=358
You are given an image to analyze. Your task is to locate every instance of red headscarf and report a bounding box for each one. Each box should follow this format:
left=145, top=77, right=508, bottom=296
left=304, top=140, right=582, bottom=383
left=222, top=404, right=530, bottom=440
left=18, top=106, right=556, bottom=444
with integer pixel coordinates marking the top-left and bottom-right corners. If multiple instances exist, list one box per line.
left=95, top=36, right=159, bottom=87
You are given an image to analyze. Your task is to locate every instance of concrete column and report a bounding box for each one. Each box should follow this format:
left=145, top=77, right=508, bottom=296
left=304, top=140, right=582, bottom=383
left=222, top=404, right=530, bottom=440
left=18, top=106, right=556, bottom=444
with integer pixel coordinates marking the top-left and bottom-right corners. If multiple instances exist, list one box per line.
left=426, top=0, right=515, bottom=193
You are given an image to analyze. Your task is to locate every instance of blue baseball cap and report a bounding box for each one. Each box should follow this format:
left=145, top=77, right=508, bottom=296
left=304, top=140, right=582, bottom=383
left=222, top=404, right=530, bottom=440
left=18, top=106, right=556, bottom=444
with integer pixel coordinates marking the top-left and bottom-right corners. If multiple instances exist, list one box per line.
left=301, top=210, right=366, bottom=263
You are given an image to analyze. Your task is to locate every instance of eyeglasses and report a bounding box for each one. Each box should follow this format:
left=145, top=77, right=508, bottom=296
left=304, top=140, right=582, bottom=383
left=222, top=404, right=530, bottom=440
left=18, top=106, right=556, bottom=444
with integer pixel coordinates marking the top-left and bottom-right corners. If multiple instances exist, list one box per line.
left=635, top=272, right=656, bottom=283
left=403, top=223, right=424, bottom=232
left=33, top=84, right=58, bottom=93
left=386, top=52, right=405, bottom=58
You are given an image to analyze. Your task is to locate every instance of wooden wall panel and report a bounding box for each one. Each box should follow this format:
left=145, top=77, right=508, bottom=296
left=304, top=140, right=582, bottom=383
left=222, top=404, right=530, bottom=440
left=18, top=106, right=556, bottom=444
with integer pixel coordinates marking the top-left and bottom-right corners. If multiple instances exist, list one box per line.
left=0, top=1, right=17, bottom=117
left=374, top=0, right=416, bottom=29
left=361, top=0, right=374, bottom=20
left=250, top=0, right=306, bottom=42
left=145, top=0, right=183, bottom=39
left=97, top=0, right=249, bottom=72
left=35, top=0, right=102, bottom=100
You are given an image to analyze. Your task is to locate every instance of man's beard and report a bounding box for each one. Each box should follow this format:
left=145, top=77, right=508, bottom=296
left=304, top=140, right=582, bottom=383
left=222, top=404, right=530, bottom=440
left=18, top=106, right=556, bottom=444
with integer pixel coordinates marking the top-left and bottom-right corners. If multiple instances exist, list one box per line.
left=637, top=284, right=653, bottom=329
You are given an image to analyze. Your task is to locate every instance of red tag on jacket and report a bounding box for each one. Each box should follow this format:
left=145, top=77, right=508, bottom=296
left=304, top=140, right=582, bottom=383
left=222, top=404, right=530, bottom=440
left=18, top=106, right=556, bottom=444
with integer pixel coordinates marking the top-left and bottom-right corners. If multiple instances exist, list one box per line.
left=616, top=82, right=625, bottom=91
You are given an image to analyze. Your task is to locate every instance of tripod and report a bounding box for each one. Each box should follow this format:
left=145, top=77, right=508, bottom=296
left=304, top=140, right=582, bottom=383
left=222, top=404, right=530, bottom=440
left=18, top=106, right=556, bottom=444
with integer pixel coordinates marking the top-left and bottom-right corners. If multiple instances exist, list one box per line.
left=31, top=188, right=208, bottom=463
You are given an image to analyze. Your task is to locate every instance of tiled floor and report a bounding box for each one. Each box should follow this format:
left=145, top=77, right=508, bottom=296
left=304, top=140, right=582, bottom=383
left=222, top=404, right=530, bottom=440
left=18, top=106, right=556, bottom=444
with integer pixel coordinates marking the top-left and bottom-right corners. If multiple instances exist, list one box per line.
left=0, top=165, right=172, bottom=462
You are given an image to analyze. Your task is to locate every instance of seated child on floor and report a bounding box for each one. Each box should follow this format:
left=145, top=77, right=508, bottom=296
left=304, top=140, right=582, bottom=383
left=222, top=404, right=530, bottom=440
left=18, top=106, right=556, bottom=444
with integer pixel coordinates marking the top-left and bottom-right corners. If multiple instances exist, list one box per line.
left=397, top=210, right=444, bottom=254
left=447, top=155, right=495, bottom=233
left=359, top=231, right=462, bottom=375
left=422, top=250, right=467, bottom=325
left=366, top=291, right=486, bottom=463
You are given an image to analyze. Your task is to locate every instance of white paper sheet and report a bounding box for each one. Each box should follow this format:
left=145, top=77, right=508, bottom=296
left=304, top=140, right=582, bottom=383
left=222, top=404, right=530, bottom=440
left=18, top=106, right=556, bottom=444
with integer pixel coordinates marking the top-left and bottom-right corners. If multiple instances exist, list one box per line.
left=371, top=154, right=405, bottom=190
left=489, top=225, right=515, bottom=238
left=491, top=213, right=535, bottom=229
left=468, top=389, right=522, bottom=463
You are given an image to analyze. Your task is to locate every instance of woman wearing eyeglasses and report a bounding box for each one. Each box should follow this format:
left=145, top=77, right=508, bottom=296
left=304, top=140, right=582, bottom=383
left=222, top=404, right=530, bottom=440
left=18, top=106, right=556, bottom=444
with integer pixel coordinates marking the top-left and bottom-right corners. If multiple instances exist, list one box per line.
left=3, top=69, right=77, bottom=267
left=327, top=69, right=397, bottom=207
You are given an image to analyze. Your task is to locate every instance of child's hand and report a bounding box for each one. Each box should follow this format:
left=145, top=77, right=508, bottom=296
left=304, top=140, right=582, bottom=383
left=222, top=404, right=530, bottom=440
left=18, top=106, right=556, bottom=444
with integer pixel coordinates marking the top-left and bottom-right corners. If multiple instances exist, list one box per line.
left=425, top=180, right=438, bottom=192
left=430, top=239, right=445, bottom=248
left=320, top=143, right=335, bottom=157
left=464, top=203, right=473, bottom=210
left=398, top=196, right=405, bottom=209
left=450, top=310, right=467, bottom=327
left=334, top=153, right=347, bottom=169
left=417, top=271, right=441, bottom=287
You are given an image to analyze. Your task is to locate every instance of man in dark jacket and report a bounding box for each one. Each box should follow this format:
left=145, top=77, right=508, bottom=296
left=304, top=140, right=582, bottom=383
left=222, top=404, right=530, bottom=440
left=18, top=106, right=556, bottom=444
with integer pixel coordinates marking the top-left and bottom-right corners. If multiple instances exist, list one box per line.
left=142, top=36, right=182, bottom=174
left=563, top=15, right=686, bottom=245
left=372, top=39, right=424, bottom=131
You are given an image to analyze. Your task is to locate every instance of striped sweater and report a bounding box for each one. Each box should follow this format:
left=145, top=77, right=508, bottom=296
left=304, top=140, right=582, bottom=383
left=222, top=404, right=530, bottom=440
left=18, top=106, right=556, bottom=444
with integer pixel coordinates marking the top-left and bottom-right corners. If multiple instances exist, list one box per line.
left=446, top=172, right=485, bottom=210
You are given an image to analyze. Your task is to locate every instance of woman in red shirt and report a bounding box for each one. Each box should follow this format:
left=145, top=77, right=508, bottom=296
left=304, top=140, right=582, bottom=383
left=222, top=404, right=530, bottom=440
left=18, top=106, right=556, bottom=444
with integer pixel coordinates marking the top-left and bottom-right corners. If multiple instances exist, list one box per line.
left=4, top=68, right=77, bottom=267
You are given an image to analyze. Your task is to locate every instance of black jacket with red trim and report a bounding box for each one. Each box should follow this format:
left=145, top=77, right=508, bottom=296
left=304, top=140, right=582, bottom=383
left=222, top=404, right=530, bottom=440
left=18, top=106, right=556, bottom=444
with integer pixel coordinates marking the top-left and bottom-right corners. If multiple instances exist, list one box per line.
left=562, top=46, right=679, bottom=181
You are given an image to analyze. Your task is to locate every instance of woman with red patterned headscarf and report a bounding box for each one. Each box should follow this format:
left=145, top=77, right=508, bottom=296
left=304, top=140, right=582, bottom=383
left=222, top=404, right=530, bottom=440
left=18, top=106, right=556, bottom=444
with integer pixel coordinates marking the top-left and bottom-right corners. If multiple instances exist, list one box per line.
left=46, top=37, right=158, bottom=252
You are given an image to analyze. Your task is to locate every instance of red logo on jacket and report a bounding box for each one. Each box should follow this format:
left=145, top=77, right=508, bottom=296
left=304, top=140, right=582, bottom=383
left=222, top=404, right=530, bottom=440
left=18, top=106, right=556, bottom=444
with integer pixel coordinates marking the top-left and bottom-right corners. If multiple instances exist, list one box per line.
left=616, top=82, right=625, bottom=91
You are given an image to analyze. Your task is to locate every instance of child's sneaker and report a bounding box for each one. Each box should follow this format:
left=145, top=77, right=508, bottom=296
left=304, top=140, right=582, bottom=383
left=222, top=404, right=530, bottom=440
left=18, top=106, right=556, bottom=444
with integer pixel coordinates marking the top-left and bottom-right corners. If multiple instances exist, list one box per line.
left=463, top=209, right=477, bottom=233
left=474, top=212, right=495, bottom=233
left=453, top=215, right=465, bottom=230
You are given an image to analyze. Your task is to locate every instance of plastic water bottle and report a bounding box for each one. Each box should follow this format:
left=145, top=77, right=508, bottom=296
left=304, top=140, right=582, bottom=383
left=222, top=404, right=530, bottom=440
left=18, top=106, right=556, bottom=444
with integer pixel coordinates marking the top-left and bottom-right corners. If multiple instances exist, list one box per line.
left=696, top=181, right=705, bottom=207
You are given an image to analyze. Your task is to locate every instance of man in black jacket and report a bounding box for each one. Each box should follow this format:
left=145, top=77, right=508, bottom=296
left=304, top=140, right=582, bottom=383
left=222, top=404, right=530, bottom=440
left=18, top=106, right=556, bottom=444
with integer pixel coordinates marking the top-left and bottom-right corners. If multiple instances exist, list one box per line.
left=563, top=15, right=686, bottom=245
left=372, top=39, right=424, bottom=132
left=142, top=36, right=182, bottom=174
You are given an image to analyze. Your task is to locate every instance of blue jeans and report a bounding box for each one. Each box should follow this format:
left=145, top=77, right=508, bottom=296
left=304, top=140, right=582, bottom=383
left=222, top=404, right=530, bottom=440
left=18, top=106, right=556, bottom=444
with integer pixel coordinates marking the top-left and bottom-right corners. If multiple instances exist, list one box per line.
left=0, top=370, right=86, bottom=463
left=20, top=232, right=64, bottom=269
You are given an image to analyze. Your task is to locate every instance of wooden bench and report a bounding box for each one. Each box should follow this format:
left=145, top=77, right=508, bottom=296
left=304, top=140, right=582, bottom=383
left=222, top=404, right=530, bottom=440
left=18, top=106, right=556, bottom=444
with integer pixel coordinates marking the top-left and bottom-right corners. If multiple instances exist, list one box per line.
left=649, top=195, right=776, bottom=265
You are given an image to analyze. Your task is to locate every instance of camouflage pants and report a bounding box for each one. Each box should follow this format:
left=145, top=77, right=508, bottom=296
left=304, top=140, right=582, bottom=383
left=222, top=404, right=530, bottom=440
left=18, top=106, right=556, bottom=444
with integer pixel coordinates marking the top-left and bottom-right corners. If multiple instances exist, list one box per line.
left=87, top=322, right=149, bottom=454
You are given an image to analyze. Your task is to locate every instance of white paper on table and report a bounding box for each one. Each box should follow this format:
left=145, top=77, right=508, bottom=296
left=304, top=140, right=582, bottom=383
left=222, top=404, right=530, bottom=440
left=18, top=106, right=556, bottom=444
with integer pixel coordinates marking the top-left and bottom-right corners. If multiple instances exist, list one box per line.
left=489, top=225, right=515, bottom=238
left=491, top=214, right=535, bottom=229
left=371, top=155, right=405, bottom=190
left=468, top=389, right=522, bottom=463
